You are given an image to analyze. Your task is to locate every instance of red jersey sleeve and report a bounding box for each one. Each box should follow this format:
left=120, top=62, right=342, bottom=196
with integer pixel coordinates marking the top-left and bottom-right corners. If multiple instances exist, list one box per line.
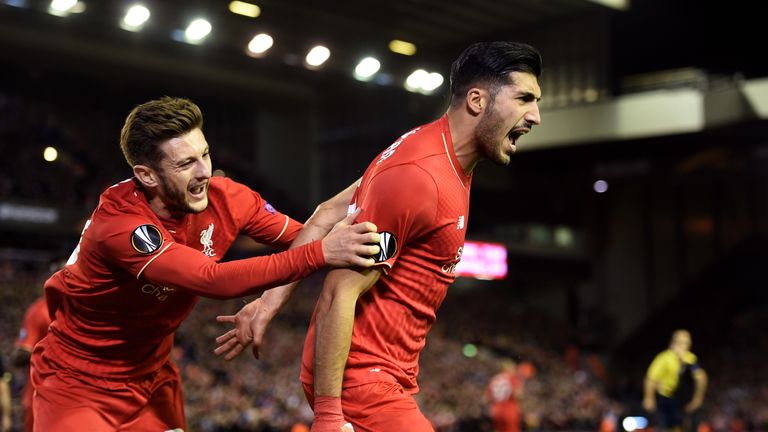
left=139, top=241, right=324, bottom=298
left=15, top=297, right=51, bottom=352
left=94, top=213, right=325, bottom=300
left=223, top=178, right=303, bottom=248
left=355, top=164, right=438, bottom=270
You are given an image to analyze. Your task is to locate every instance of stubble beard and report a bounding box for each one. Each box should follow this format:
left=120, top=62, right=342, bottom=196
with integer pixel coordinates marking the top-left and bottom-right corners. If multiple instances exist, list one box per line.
left=476, top=105, right=512, bottom=166
left=157, top=172, right=205, bottom=216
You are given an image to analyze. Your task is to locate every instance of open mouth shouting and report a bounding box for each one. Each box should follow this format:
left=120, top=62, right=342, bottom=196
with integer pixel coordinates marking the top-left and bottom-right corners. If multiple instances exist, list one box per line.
left=507, top=127, right=530, bottom=152
left=188, top=182, right=208, bottom=200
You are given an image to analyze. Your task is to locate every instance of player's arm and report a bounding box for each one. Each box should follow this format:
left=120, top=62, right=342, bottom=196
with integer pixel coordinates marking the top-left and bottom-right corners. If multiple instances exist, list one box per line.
left=685, top=367, right=707, bottom=413
left=0, top=370, right=10, bottom=432
left=642, top=356, right=662, bottom=412
left=141, top=211, right=378, bottom=299
left=312, top=267, right=382, bottom=432
left=214, top=179, right=370, bottom=360
left=302, top=178, right=361, bottom=236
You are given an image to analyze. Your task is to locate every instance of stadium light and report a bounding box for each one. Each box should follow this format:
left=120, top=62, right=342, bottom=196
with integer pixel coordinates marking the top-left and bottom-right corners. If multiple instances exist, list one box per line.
left=389, top=39, right=416, bottom=56
left=48, top=0, right=84, bottom=16
left=405, top=69, right=428, bottom=92
left=422, top=72, right=444, bottom=91
left=583, top=0, right=629, bottom=11
left=405, top=69, right=444, bottom=94
left=247, top=33, right=273, bottom=56
left=50, top=0, right=75, bottom=12
left=593, top=179, right=609, bottom=193
left=622, top=416, right=648, bottom=432
left=305, top=45, right=330, bottom=68
left=184, top=18, right=212, bottom=44
left=353, top=57, right=381, bottom=81
left=462, top=343, right=478, bottom=358
left=121, top=5, right=150, bottom=31
left=43, top=146, right=58, bottom=162
left=229, top=1, right=260, bottom=18
left=4, top=0, right=27, bottom=8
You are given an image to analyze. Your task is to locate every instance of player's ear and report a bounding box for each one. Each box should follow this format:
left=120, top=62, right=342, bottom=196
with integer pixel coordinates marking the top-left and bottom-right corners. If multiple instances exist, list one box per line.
left=133, top=164, right=160, bottom=188
left=466, top=87, right=488, bottom=116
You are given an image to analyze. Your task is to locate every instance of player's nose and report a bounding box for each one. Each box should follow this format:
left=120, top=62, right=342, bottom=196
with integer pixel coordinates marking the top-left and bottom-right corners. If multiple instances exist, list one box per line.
left=196, top=159, right=212, bottom=179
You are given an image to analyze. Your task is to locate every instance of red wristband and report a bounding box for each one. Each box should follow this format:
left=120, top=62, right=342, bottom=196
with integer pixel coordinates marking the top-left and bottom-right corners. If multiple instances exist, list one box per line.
left=313, top=395, right=344, bottom=419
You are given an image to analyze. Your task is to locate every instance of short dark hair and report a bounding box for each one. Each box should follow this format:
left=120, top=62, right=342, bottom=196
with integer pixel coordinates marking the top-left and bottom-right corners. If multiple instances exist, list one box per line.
left=449, top=41, right=542, bottom=104
left=120, top=96, right=203, bottom=168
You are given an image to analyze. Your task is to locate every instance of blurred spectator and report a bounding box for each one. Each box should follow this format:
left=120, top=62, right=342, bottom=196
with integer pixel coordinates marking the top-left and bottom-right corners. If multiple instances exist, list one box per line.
left=643, top=329, right=708, bottom=432
left=13, top=296, right=50, bottom=432
left=486, top=358, right=526, bottom=432
left=1, top=356, right=10, bottom=432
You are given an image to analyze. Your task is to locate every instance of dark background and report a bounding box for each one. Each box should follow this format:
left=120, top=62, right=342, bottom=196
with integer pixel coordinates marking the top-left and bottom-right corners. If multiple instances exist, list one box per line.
left=1, top=0, right=766, bottom=430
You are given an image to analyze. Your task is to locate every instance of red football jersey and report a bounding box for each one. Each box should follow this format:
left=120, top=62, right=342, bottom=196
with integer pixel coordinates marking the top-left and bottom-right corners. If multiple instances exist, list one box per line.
left=43, top=176, right=324, bottom=377
left=16, top=297, right=51, bottom=352
left=302, top=114, right=471, bottom=392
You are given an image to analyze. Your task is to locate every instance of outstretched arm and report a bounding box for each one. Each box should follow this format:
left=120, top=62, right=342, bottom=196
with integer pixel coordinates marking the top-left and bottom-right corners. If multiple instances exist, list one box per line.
left=143, top=209, right=378, bottom=299
left=214, top=179, right=377, bottom=359
left=311, top=267, right=381, bottom=432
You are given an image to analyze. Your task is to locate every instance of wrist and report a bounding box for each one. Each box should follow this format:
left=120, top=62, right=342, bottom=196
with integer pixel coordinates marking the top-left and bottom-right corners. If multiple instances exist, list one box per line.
left=314, top=395, right=344, bottom=420
left=315, top=238, right=328, bottom=267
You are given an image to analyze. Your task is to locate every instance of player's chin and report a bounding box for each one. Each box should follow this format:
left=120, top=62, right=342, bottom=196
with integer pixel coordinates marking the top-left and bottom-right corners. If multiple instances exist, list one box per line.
left=493, top=148, right=513, bottom=166
left=186, top=196, right=209, bottom=213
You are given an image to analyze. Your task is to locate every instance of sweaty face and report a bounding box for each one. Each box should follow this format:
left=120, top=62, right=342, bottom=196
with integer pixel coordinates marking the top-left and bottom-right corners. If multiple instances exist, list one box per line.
left=475, top=71, right=541, bottom=165
left=155, top=128, right=212, bottom=217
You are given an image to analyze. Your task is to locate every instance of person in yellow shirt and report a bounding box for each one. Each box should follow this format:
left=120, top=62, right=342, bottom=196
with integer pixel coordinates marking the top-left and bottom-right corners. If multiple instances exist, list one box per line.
left=0, top=357, right=11, bottom=432
left=643, top=329, right=708, bottom=432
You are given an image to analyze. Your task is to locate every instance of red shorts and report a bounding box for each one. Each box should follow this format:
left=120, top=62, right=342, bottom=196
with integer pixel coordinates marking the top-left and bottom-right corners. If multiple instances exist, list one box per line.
left=303, top=381, right=434, bottom=432
left=31, top=345, right=186, bottom=432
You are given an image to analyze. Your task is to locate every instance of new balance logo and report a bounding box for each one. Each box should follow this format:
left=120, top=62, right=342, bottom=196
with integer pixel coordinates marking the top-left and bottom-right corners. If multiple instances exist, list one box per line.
left=457, top=216, right=465, bottom=230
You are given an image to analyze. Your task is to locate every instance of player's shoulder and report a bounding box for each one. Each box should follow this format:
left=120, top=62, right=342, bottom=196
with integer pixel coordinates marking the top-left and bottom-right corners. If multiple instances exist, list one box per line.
left=208, top=175, right=235, bottom=190
left=373, top=117, right=447, bottom=168
left=683, top=351, right=698, bottom=364
left=95, top=180, right=148, bottom=219
left=650, top=349, right=673, bottom=364
left=99, top=178, right=141, bottom=206
left=659, top=349, right=675, bottom=359
left=91, top=179, right=160, bottom=236
left=207, top=176, right=258, bottom=198
left=366, top=162, right=437, bottom=195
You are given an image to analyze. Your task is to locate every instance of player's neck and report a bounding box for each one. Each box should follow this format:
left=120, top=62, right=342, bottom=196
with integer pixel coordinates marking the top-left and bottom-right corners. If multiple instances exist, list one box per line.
left=445, top=110, right=481, bottom=174
left=146, top=192, right=186, bottom=222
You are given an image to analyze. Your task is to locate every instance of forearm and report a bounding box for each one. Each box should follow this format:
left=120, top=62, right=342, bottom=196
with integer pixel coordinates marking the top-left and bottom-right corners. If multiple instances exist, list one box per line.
left=692, top=370, right=708, bottom=402
left=314, top=286, right=358, bottom=396
left=643, top=377, right=657, bottom=400
left=314, top=268, right=380, bottom=396
left=144, top=240, right=325, bottom=299
left=256, top=183, right=359, bottom=314
left=0, top=380, right=10, bottom=420
left=304, top=179, right=360, bottom=233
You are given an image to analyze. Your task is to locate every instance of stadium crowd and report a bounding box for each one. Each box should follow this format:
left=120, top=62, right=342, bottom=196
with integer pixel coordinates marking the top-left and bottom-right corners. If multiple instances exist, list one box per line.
left=2, top=260, right=767, bottom=431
